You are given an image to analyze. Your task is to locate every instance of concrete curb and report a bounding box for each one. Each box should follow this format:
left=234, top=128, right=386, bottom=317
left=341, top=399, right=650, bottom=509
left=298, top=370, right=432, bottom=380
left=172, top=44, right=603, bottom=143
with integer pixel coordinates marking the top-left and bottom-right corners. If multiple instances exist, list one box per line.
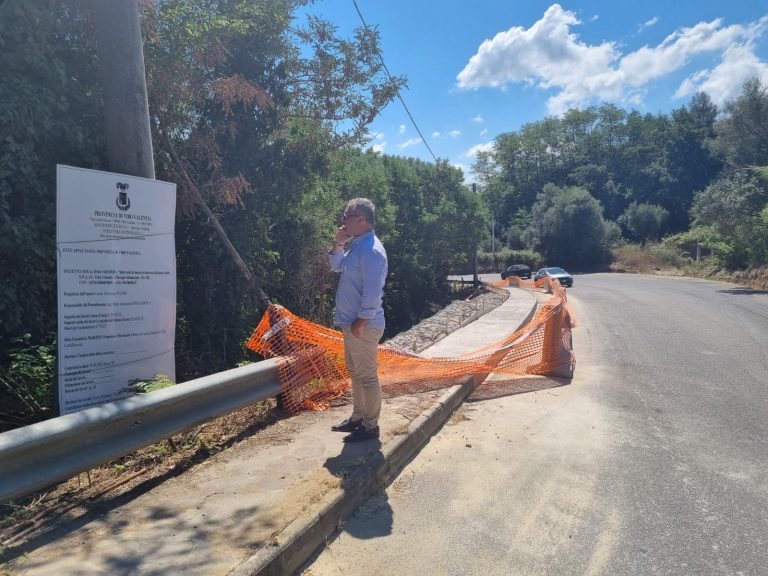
left=229, top=286, right=538, bottom=576
left=517, top=294, right=538, bottom=332
left=229, top=380, right=475, bottom=576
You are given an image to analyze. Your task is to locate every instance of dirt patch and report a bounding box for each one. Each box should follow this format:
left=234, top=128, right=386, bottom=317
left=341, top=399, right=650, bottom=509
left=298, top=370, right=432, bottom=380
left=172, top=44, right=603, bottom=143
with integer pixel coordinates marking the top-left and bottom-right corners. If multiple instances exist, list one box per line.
left=257, top=469, right=343, bottom=547
left=610, top=245, right=684, bottom=276
left=389, top=470, right=417, bottom=494
left=249, top=417, right=303, bottom=447
left=730, top=267, right=768, bottom=291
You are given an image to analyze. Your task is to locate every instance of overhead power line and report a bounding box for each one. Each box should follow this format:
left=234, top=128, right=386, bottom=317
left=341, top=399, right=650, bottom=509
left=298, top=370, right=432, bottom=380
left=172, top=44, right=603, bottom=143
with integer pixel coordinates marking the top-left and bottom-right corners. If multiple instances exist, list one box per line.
left=351, top=0, right=438, bottom=162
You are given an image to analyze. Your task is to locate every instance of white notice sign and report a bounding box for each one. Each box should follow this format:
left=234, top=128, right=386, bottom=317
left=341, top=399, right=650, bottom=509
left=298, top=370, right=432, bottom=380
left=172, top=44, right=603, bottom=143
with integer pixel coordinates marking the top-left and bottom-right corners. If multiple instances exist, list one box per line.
left=56, top=165, right=176, bottom=414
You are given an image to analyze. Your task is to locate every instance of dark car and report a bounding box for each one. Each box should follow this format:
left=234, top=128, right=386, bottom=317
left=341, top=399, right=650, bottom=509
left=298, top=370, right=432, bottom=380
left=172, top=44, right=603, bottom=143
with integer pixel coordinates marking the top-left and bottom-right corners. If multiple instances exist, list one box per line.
left=501, top=264, right=532, bottom=280
left=534, top=266, right=573, bottom=287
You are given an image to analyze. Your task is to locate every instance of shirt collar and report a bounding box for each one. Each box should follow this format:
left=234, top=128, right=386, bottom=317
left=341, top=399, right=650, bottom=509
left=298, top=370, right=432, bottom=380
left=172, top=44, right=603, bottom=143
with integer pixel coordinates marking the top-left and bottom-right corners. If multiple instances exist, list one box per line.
left=351, top=229, right=374, bottom=247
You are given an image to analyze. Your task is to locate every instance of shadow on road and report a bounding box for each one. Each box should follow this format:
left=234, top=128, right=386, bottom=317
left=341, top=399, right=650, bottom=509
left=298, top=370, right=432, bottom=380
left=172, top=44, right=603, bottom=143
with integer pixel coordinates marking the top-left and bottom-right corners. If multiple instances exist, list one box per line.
left=717, top=287, right=768, bottom=295
left=469, top=375, right=570, bottom=402
left=343, top=490, right=393, bottom=538
left=322, top=442, right=393, bottom=539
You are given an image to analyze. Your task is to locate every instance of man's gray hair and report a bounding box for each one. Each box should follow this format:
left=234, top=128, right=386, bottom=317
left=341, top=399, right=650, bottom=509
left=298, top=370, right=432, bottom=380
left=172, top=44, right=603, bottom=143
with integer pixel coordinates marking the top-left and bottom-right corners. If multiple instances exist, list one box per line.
left=347, top=197, right=376, bottom=225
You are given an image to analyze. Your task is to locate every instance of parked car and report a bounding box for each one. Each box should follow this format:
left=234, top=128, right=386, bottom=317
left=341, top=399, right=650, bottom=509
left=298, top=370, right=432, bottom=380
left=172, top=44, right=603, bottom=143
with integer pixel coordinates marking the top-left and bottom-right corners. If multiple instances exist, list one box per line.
left=534, top=267, right=573, bottom=287
left=501, top=264, right=532, bottom=279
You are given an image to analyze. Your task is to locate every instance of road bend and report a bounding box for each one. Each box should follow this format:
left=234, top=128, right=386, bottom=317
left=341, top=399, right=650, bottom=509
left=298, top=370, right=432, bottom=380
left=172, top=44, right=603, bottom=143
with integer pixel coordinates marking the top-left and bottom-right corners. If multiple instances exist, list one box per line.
left=303, top=273, right=768, bottom=576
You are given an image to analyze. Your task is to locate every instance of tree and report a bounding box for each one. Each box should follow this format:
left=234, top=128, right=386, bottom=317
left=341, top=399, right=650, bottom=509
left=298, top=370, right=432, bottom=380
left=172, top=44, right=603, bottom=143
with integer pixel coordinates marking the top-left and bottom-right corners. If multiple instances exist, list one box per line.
left=139, top=0, right=405, bottom=377
left=0, top=0, right=106, bottom=428
left=0, top=0, right=104, bottom=345
left=691, top=170, right=768, bottom=267
left=661, top=93, right=722, bottom=231
left=594, top=104, right=628, bottom=166
left=521, top=184, right=613, bottom=268
left=472, top=149, right=510, bottom=252
left=504, top=208, right=531, bottom=249
left=618, top=202, right=669, bottom=246
left=567, top=164, right=629, bottom=222
left=710, top=78, right=768, bottom=168
left=561, top=107, right=600, bottom=163
left=0, top=0, right=407, bottom=383
left=379, top=155, right=484, bottom=333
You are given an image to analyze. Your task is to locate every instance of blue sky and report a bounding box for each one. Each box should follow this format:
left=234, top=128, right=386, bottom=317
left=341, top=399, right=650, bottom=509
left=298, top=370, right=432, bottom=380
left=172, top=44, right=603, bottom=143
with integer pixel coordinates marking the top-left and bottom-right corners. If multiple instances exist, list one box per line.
left=302, top=1, right=768, bottom=181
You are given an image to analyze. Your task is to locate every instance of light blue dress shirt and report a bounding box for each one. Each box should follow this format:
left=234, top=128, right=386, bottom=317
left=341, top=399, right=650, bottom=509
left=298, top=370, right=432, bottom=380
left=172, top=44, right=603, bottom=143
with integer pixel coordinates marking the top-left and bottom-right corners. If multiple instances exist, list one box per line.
left=329, top=229, right=388, bottom=329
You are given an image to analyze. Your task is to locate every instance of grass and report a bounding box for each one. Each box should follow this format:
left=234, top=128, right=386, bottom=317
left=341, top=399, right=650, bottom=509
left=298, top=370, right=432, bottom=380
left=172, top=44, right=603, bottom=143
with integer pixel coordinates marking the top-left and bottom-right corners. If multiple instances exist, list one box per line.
left=610, top=243, right=686, bottom=274
left=611, top=243, right=768, bottom=291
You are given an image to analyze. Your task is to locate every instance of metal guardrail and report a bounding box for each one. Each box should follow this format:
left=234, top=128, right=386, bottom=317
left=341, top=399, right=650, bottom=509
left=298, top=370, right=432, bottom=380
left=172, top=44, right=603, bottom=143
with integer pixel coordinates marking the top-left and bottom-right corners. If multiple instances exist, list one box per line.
left=0, top=359, right=282, bottom=504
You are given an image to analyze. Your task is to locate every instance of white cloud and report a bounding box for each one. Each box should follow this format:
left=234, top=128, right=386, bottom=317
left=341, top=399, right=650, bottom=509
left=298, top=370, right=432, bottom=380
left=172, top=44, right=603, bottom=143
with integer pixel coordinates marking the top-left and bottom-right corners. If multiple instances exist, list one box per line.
left=433, top=129, right=462, bottom=139
left=480, top=128, right=488, bottom=136
left=399, top=124, right=407, bottom=134
left=619, top=20, right=746, bottom=86
left=367, top=132, right=385, bottom=153
left=451, top=162, right=469, bottom=175
left=472, top=115, right=484, bottom=123
left=457, top=4, right=619, bottom=97
left=456, top=4, right=768, bottom=113
left=368, top=132, right=387, bottom=154
left=398, top=137, right=423, bottom=149
left=675, top=43, right=768, bottom=104
left=466, top=141, right=494, bottom=158
left=639, top=17, right=659, bottom=32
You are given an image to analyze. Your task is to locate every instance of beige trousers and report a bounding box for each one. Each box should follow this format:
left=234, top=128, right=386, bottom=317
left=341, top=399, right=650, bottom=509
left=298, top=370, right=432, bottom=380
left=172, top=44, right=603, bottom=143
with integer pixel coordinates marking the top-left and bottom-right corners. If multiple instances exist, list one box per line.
left=342, top=325, right=384, bottom=430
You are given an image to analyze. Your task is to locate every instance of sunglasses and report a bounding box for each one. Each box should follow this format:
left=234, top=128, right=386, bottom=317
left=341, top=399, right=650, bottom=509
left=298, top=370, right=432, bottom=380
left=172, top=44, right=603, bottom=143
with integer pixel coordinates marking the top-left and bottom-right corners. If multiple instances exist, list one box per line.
left=341, top=213, right=362, bottom=220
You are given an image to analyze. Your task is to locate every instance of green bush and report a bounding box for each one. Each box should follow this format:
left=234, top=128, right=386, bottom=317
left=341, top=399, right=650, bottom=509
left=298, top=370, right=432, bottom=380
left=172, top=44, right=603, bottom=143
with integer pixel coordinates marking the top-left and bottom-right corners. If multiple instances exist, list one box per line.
left=647, top=242, right=691, bottom=269
left=124, top=373, right=176, bottom=394
left=0, top=337, right=56, bottom=432
left=521, top=184, right=614, bottom=269
left=660, top=228, right=735, bottom=268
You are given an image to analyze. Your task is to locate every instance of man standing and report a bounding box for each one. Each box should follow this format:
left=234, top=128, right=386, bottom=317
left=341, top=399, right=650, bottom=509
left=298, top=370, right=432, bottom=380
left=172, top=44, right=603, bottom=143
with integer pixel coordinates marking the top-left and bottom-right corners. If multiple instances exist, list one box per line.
left=328, top=198, right=388, bottom=443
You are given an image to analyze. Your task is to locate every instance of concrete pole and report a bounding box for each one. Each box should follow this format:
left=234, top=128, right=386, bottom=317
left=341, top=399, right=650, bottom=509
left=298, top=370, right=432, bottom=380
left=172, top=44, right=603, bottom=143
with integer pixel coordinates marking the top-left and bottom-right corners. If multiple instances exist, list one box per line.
left=94, top=0, right=155, bottom=179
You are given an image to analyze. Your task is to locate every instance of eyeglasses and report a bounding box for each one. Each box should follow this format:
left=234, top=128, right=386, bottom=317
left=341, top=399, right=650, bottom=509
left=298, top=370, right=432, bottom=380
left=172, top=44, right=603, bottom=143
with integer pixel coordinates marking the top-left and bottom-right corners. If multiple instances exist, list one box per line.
left=341, top=213, right=362, bottom=220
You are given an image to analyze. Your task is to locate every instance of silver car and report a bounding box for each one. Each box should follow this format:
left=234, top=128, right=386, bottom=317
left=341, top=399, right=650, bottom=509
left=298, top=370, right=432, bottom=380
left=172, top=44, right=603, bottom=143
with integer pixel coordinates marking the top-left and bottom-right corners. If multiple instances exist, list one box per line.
left=534, top=267, right=573, bottom=287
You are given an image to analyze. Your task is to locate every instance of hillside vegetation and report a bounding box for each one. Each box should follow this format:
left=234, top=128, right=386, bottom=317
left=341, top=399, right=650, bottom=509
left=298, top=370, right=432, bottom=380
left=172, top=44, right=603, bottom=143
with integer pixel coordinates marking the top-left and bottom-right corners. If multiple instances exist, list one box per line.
left=1, top=1, right=767, bottom=430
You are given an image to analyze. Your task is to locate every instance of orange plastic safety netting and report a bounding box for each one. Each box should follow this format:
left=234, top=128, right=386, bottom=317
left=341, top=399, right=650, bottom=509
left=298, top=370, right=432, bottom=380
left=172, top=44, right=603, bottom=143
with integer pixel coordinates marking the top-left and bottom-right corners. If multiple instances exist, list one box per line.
left=246, top=276, right=574, bottom=414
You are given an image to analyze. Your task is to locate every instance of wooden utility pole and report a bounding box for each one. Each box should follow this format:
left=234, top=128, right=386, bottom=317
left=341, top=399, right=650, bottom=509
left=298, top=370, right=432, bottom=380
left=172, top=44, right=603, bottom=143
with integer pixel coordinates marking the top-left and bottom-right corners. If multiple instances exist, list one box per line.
left=93, top=0, right=155, bottom=179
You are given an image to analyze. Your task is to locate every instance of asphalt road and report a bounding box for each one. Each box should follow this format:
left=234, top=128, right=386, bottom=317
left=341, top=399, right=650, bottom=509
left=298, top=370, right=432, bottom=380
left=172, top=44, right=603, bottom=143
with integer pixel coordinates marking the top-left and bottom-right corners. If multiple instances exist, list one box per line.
left=303, top=273, right=768, bottom=576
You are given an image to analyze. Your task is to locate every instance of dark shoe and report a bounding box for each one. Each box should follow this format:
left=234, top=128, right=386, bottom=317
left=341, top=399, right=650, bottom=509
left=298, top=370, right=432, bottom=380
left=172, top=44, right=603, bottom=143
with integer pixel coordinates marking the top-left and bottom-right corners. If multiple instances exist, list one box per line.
left=343, top=425, right=380, bottom=443
left=331, top=418, right=362, bottom=433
